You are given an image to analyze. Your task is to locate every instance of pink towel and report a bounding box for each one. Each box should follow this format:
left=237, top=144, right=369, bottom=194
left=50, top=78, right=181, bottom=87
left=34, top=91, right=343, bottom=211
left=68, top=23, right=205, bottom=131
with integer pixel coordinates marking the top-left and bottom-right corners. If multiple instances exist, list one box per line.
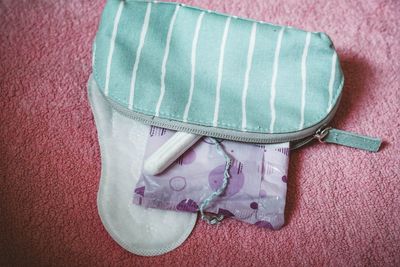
left=0, top=0, right=399, bottom=266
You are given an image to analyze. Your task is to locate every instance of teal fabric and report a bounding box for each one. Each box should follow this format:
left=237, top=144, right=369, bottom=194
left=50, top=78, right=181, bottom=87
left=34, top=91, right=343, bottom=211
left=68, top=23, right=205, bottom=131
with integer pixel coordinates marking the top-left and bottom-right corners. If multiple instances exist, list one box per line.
left=187, top=14, right=226, bottom=125
left=324, top=129, right=382, bottom=152
left=273, top=28, right=304, bottom=131
left=93, top=0, right=344, bottom=134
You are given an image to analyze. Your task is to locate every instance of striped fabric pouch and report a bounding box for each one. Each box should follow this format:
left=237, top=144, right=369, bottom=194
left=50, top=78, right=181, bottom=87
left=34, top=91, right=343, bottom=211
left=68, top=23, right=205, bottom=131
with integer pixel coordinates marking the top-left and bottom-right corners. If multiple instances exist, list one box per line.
left=89, top=0, right=383, bottom=254
left=93, top=0, right=381, bottom=151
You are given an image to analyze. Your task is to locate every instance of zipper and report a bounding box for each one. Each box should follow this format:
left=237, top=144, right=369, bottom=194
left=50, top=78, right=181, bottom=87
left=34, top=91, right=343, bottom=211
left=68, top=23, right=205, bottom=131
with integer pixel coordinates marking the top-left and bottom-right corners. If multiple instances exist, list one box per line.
left=96, top=81, right=381, bottom=152
left=291, top=125, right=381, bottom=152
left=290, top=126, right=332, bottom=150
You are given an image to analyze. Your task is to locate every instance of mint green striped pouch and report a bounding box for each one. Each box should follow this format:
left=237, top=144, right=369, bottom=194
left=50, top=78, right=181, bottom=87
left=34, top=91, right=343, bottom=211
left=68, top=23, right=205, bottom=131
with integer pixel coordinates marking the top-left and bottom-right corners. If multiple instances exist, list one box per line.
left=92, top=0, right=382, bottom=152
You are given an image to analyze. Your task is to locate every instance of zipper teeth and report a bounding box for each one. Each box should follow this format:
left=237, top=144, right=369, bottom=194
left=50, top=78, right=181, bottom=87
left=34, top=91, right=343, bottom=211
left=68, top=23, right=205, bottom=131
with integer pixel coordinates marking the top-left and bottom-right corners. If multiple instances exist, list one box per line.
left=98, top=84, right=341, bottom=145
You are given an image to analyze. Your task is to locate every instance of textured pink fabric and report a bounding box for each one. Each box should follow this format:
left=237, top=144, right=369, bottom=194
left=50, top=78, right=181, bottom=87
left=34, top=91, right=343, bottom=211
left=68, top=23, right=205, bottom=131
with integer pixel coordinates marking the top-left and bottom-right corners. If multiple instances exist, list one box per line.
left=1, top=0, right=399, bottom=266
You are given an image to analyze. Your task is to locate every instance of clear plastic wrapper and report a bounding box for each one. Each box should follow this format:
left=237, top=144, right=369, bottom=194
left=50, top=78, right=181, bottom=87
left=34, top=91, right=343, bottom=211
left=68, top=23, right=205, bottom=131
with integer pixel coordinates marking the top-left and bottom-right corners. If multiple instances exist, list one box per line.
left=133, top=126, right=290, bottom=230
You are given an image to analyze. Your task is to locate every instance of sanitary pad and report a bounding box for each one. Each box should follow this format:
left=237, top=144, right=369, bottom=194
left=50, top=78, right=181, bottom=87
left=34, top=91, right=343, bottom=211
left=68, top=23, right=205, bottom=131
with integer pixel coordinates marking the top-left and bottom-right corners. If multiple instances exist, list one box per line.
left=88, top=76, right=197, bottom=256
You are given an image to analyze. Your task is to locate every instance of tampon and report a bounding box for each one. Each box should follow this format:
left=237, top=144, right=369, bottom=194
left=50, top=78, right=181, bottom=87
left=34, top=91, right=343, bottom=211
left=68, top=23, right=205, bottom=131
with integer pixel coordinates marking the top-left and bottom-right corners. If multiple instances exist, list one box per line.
left=143, top=132, right=202, bottom=175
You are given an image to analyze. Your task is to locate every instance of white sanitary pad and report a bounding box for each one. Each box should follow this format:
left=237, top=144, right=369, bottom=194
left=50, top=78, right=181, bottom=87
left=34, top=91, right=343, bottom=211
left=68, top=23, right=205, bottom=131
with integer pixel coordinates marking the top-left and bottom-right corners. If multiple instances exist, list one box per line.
left=88, top=76, right=197, bottom=256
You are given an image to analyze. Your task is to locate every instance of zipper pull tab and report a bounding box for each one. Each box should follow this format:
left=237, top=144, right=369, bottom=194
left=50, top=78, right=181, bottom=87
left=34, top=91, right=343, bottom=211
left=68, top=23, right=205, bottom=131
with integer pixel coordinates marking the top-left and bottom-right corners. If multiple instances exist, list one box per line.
left=316, top=127, right=382, bottom=152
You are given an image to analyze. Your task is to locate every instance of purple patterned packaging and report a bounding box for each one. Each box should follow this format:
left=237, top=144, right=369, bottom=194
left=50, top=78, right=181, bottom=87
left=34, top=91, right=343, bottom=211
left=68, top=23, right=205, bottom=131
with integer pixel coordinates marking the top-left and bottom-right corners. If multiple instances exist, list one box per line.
left=133, top=126, right=290, bottom=230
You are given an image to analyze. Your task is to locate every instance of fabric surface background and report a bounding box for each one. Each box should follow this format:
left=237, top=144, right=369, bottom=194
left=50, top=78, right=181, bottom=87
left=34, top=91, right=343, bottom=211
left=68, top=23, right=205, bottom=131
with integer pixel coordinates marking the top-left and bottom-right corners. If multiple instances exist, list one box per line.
left=0, top=0, right=399, bottom=266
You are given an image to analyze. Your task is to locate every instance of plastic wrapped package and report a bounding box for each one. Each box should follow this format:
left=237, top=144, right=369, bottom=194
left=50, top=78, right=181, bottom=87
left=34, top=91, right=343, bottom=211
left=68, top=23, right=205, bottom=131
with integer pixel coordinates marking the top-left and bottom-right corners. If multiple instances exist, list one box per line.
left=133, top=126, right=290, bottom=230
